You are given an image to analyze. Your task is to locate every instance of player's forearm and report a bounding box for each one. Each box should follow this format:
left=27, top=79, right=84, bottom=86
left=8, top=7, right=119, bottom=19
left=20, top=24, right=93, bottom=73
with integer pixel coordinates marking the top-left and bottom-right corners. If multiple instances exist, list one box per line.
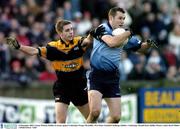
left=87, top=34, right=93, bottom=41
left=81, top=34, right=93, bottom=47
left=136, top=42, right=151, bottom=54
left=102, top=31, right=131, bottom=47
left=85, top=34, right=93, bottom=44
left=19, top=45, right=38, bottom=56
left=113, top=32, right=130, bottom=47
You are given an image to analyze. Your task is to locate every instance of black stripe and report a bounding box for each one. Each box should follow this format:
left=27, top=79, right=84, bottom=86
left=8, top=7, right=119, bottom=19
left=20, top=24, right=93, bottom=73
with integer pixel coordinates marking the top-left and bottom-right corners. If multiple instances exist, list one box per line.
left=78, top=37, right=87, bottom=50
left=60, top=37, right=74, bottom=47
left=46, top=45, right=84, bottom=61
left=37, top=48, right=41, bottom=56
left=55, top=67, right=85, bottom=81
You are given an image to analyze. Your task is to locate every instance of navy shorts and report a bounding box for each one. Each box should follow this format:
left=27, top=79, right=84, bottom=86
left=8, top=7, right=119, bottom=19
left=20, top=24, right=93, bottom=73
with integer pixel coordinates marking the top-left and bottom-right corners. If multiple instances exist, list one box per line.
left=53, top=78, right=88, bottom=106
left=89, top=68, right=121, bottom=98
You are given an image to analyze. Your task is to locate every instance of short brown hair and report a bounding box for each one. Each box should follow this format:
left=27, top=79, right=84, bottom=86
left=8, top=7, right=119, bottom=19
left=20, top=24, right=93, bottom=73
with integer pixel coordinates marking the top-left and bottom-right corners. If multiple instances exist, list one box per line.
left=55, top=19, right=72, bottom=34
left=108, top=7, right=125, bottom=17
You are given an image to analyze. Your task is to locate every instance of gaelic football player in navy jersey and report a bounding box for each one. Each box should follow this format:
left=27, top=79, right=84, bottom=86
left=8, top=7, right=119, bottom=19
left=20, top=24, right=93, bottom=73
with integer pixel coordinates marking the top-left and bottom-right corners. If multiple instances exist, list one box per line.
left=88, top=7, right=158, bottom=123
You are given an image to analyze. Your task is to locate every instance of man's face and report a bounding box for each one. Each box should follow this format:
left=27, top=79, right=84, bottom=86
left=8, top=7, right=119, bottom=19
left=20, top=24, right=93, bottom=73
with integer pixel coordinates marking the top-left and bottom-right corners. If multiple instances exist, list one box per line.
left=60, top=24, right=74, bottom=41
left=110, top=11, right=125, bottom=29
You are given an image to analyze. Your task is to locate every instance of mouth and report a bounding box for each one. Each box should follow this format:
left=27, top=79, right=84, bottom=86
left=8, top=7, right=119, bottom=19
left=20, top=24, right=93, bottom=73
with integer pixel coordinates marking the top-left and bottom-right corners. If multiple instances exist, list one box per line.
left=69, top=35, right=73, bottom=39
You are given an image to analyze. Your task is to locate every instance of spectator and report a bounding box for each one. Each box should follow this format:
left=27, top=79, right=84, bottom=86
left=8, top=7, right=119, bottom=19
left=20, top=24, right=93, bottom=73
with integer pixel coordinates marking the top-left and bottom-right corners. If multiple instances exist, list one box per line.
left=0, top=31, right=9, bottom=80
left=141, top=26, right=151, bottom=41
left=24, top=56, right=39, bottom=80
left=16, top=26, right=31, bottom=46
left=168, top=23, right=180, bottom=60
left=9, top=18, right=20, bottom=32
left=27, top=22, right=46, bottom=46
left=38, top=61, right=57, bottom=81
left=74, top=11, right=92, bottom=35
left=166, top=65, right=177, bottom=81
left=119, top=51, right=134, bottom=81
left=145, top=49, right=166, bottom=80
left=15, top=4, right=30, bottom=26
left=162, top=44, right=177, bottom=67
left=128, top=54, right=146, bottom=80
left=63, top=1, right=73, bottom=20
left=9, top=59, right=30, bottom=86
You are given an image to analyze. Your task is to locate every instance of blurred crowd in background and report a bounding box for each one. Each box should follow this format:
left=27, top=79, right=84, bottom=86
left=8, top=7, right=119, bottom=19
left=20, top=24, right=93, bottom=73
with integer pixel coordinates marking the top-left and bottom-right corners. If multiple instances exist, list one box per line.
left=0, top=0, right=180, bottom=86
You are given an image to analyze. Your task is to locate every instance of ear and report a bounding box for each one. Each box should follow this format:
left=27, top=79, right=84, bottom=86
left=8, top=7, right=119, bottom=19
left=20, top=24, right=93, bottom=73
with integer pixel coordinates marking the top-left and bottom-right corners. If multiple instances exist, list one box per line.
left=109, top=15, right=113, bottom=21
left=59, top=33, right=63, bottom=38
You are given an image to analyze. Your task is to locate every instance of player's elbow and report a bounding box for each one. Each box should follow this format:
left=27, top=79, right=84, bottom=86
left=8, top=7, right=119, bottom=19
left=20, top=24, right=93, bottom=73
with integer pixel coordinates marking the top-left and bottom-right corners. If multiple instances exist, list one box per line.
left=107, top=42, right=123, bottom=48
left=109, top=39, right=125, bottom=48
left=105, top=40, right=118, bottom=48
left=31, top=52, right=38, bottom=56
left=24, top=50, right=38, bottom=56
left=107, top=43, right=116, bottom=48
left=103, top=36, right=123, bottom=48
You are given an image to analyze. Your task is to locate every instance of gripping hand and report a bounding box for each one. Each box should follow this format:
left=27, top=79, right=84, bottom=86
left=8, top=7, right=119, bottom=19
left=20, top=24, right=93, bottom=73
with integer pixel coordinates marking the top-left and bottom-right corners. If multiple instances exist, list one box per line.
left=147, top=39, right=159, bottom=48
left=125, top=28, right=134, bottom=38
left=6, top=37, right=20, bottom=49
left=90, top=25, right=106, bottom=41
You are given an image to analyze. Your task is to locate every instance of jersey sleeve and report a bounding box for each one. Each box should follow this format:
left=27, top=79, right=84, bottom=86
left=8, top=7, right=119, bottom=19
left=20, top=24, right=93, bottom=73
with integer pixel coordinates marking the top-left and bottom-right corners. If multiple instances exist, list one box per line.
left=37, top=42, right=54, bottom=59
left=78, top=36, right=88, bottom=51
left=123, top=36, right=142, bottom=52
left=37, top=46, right=47, bottom=58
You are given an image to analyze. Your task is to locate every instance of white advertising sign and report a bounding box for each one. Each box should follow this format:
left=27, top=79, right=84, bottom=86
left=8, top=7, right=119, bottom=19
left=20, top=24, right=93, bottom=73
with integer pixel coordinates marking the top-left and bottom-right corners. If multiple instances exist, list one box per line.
left=0, top=94, right=137, bottom=123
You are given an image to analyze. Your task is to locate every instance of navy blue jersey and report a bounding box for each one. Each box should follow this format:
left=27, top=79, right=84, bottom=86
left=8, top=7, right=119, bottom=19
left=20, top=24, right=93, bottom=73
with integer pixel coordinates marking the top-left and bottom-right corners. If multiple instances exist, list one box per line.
left=90, top=23, right=123, bottom=72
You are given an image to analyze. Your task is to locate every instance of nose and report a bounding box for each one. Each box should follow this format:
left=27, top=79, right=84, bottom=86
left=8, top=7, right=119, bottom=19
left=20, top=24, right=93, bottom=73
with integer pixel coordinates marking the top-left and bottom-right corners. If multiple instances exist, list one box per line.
left=70, top=29, right=73, bottom=34
left=120, top=20, right=124, bottom=24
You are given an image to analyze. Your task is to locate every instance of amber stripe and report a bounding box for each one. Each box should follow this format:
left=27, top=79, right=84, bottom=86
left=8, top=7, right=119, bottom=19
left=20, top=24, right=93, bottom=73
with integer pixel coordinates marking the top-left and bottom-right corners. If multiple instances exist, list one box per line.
left=51, top=57, right=83, bottom=72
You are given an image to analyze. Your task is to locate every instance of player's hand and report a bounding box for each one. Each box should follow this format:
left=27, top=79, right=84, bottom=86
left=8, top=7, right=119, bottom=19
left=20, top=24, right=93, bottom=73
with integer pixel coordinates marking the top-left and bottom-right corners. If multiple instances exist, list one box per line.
left=90, top=25, right=106, bottom=41
left=6, top=37, right=21, bottom=49
left=147, top=39, right=159, bottom=48
left=125, top=28, right=134, bottom=37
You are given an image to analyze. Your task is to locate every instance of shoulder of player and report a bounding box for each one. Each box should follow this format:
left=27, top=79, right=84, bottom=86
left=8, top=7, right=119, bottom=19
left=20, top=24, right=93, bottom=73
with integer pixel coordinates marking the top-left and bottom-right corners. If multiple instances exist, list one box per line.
left=47, top=40, right=59, bottom=47
left=101, top=23, right=113, bottom=36
left=73, top=36, right=83, bottom=41
left=47, top=36, right=83, bottom=47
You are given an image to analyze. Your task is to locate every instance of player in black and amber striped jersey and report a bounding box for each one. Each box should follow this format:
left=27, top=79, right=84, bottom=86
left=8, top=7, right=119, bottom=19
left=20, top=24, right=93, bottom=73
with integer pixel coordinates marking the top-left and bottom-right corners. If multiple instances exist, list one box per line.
left=38, top=35, right=87, bottom=81
left=5, top=19, right=104, bottom=123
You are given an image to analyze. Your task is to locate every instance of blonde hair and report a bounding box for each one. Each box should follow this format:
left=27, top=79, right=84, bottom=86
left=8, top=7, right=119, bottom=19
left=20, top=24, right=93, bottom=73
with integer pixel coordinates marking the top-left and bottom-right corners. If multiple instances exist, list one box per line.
left=55, top=19, right=72, bottom=34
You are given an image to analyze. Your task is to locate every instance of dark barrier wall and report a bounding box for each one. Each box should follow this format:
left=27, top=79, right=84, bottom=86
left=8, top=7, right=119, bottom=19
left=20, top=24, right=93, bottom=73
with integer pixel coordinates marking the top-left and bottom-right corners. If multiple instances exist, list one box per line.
left=0, top=80, right=180, bottom=99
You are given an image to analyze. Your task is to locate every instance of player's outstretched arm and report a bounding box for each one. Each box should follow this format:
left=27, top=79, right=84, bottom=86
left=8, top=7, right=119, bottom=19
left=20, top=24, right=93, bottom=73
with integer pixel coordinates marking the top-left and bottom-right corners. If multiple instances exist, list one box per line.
left=6, top=37, right=38, bottom=56
left=89, top=25, right=106, bottom=41
left=81, top=34, right=93, bottom=47
left=147, top=39, right=159, bottom=48
left=81, top=25, right=107, bottom=47
left=90, top=25, right=132, bottom=47
left=136, top=39, right=159, bottom=54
